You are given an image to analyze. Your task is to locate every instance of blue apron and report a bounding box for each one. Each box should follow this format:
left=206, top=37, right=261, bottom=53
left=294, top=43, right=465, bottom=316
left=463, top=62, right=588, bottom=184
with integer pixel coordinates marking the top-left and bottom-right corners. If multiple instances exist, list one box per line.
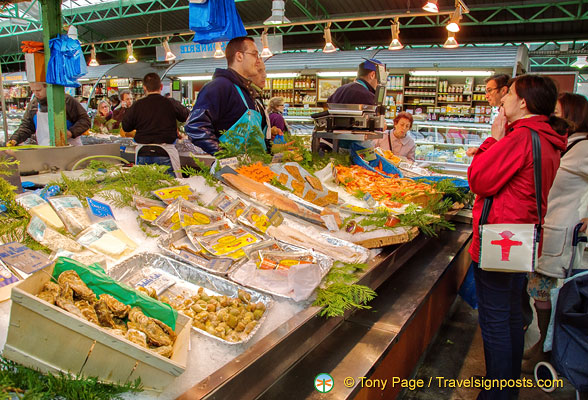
left=356, top=80, right=370, bottom=91
left=219, top=85, right=266, bottom=151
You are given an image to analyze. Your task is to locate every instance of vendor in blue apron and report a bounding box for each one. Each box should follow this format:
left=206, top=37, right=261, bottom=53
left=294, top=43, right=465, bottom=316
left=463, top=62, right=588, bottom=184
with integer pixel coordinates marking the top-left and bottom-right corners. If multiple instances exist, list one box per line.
left=322, top=58, right=382, bottom=150
left=184, top=36, right=268, bottom=155
left=7, top=82, right=91, bottom=147
left=327, top=59, right=381, bottom=105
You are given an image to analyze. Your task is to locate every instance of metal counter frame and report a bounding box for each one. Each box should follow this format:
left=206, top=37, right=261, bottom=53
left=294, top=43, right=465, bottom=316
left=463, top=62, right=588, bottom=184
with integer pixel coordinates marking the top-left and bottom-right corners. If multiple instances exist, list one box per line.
left=179, top=222, right=473, bottom=400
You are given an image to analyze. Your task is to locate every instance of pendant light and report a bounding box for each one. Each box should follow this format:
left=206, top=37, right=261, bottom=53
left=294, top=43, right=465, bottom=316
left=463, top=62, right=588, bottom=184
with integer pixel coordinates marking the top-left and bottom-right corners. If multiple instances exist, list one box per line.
left=163, top=37, right=176, bottom=61
left=446, top=5, right=462, bottom=33
left=260, top=28, right=273, bottom=58
left=213, top=42, right=225, bottom=58
left=422, top=0, right=439, bottom=13
left=264, top=0, right=290, bottom=25
left=388, top=17, right=403, bottom=50
left=443, top=32, right=459, bottom=49
left=126, top=40, right=137, bottom=64
left=88, top=44, right=99, bottom=67
left=323, top=22, right=337, bottom=53
left=571, top=56, right=588, bottom=69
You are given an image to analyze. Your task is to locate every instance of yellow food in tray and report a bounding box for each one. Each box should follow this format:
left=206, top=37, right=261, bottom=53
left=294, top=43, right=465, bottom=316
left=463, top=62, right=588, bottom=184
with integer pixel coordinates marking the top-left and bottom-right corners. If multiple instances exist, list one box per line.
left=379, top=149, right=403, bottom=165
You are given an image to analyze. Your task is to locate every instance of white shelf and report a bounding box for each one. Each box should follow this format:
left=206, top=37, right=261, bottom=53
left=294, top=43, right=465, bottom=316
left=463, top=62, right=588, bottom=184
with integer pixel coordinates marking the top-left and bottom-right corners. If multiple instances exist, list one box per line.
left=415, top=141, right=481, bottom=148
left=284, top=116, right=313, bottom=122
left=417, top=160, right=470, bottom=174
left=412, top=120, right=491, bottom=130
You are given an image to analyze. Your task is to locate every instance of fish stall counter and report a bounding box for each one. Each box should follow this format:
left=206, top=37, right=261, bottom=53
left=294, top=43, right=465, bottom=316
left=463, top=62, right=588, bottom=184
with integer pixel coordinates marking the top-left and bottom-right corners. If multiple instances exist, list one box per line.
left=174, top=221, right=473, bottom=400
left=0, top=167, right=473, bottom=400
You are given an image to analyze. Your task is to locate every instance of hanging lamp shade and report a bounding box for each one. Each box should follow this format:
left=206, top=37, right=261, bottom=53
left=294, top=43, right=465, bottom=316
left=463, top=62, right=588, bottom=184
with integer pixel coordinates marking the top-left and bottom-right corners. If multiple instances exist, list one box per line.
left=443, top=32, right=459, bottom=48
left=323, top=23, right=337, bottom=53
left=163, top=38, right=176, bottom=61
left=88, top=44, right=99, bottom=67
left=422, top=0, right=439, bottom=13
left=446, top=6, right=462, bottom=32
left=260, top=29, right=273, bottom=58
left=388, top=18, right=403, bottom=50
left=213, top=42, right=225, bottom=58
left=264, top=1, right=290, bottom=25
left=126, top=40, right=137, bottom=63
left=571, top=56, right=588, bottom=68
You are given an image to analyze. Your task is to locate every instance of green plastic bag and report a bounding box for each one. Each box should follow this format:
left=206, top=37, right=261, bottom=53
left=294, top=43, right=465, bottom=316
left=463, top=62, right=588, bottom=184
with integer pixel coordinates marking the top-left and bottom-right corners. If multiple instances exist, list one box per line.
left=52, top=257, right=177, bottom=330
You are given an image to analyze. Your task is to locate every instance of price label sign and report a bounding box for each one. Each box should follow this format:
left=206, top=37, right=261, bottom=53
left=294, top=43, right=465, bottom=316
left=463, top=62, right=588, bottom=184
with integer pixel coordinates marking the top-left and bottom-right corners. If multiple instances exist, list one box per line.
left=266, top=206, right=284, bottom=227
left=356, top=147, right=377, bottom=161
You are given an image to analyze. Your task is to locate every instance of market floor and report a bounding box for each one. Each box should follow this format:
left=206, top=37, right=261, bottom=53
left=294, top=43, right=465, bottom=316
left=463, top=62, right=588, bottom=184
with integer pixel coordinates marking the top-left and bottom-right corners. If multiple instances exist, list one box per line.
left=400, top=296, right=579, bottom=400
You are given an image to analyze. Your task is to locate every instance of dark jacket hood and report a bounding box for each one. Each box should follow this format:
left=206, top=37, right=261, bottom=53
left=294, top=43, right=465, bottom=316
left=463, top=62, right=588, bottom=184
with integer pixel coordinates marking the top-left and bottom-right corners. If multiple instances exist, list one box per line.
left=212, top=68, right=249, bottom=91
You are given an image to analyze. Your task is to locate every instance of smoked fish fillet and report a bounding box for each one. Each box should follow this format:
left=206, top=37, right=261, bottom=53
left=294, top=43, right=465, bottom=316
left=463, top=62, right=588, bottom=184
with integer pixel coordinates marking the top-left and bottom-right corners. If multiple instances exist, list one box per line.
left=222, top=173, right=324, bottom=225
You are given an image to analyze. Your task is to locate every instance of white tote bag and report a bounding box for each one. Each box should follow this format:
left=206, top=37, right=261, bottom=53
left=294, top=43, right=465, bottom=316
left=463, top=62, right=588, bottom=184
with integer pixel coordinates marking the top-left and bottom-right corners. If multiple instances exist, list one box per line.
left=479, top=129, right=542, bottom=273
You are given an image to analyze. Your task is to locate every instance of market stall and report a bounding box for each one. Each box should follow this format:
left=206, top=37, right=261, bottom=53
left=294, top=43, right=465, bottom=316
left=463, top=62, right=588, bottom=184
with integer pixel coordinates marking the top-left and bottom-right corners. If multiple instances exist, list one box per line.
left=164, top=46, right=526, bottom=173
left=0, top=134, right=472, bottom=398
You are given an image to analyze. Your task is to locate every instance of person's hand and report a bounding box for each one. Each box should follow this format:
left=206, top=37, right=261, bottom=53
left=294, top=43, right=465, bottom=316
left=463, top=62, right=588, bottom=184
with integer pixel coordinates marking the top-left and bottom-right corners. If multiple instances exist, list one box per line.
left=67, top=130, right=73, bottom=139
left=580, top=218, right=588, bottom=233
left=466, top=147, right=479, bottom=157
left=491, top=108, right=507, bottom=141
left=6, top=140, right=17, bottom=147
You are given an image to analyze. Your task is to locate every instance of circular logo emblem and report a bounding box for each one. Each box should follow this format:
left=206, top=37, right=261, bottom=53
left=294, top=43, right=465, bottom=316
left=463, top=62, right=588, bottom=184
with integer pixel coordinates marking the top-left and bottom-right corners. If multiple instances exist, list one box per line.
left=314, top=373, right=334, bottom=393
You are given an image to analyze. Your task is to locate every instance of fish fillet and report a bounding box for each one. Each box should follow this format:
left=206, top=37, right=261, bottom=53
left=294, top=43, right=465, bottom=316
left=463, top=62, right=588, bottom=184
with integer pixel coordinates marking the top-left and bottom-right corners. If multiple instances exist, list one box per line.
left=222, top=173, right=324, bottom=225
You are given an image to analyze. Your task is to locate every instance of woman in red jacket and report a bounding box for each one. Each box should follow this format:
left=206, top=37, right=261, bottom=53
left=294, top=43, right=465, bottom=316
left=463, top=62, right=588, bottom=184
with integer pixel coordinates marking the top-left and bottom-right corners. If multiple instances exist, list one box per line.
left=467, top=74, right=569, bottom=400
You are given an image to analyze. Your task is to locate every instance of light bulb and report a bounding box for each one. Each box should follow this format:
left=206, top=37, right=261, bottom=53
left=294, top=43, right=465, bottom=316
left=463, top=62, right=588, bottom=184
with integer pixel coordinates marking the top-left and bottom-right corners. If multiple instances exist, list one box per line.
left=213, top=42, right=225, bottom=58
left=443, top=33, right=459, bottom=49
left=571, top=56, right=588, bottom=68
left=323, top=24, right=338, bottom=53
left=422, top=0, right=438, bottom=13
left=88, top=44, right=99, bottom=66
left=446, top=6, right=462, bottom=32
left=126, top=41, right=137, bottom=63
left=388, top=38, right=403, bottom=51
left=388, top=21, right=403, bottom=50
left=163, top=38, right=176, bottom=61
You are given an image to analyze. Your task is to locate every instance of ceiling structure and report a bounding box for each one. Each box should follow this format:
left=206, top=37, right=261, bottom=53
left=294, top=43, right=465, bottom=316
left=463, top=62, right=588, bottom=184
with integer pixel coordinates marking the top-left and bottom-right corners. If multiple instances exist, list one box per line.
left=0, top=0, right=587, bottom=72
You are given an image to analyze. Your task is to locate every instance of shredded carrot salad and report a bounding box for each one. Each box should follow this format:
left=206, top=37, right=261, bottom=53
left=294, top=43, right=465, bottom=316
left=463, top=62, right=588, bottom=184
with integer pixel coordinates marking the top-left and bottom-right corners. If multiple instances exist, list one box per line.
left=335, top=165, right=435, bottom=207
left=236, top=162, right=276, bottom=183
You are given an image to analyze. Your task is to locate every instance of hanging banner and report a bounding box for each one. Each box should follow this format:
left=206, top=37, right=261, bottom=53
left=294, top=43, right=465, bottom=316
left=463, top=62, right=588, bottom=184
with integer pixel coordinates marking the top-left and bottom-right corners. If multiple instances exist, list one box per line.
left=155, top=36, right=283, bottom=61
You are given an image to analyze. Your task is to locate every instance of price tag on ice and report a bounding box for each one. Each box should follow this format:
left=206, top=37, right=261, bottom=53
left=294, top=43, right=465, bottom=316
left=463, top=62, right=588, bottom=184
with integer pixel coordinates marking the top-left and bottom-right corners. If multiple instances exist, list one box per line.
left=356, top=147, right=377, bottom=161
left=363, top=193, right=377, bottom=207
left=86, top=197, right=115, bottom=219
left=218, top=157, right=239, bottom=169
left=266, top=207, right=284, bottom=227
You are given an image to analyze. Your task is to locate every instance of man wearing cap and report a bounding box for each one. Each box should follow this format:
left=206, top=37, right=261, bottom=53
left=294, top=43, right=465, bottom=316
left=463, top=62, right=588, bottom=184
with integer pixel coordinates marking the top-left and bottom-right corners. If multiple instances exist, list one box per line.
left=327, top=59, right=381, bottom=105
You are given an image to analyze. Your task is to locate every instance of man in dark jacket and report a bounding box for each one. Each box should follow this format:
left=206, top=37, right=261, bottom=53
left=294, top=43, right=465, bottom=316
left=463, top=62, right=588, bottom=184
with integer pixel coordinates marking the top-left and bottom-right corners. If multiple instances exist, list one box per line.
left=111, top=89, right=133, bottom=130
left=327, top=59, right=382, bottom=105
left=7, top=82, right=90, bottom=146
left=184, top=36, right=264, bottom=155
left=122, top=73, right=189, bottom=176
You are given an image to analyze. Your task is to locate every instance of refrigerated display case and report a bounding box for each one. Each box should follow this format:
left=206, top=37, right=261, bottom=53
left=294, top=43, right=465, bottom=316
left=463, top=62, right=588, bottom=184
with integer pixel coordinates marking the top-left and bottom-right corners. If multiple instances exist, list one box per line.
left=411, top=120, right=492, bottom=174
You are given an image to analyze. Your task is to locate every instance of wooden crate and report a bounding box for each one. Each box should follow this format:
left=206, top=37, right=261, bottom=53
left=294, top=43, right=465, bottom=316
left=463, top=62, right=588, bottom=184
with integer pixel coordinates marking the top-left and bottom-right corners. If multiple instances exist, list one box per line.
left=353, top=226, right=420, bottom=249
left=3, top=264, right=191, bottom=392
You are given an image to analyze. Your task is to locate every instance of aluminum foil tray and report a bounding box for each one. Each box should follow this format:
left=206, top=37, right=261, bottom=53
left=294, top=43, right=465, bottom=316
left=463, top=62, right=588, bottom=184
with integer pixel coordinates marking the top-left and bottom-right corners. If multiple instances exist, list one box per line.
left=157, top=230, right=246, bottom=276
left=227, top=244, right=333, bottom=300
left=108, top=252, right=273, bottom=345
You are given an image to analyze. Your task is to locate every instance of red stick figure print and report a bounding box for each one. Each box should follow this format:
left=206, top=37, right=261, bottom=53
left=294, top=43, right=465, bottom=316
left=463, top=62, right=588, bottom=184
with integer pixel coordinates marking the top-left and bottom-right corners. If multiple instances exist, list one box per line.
left=491, top=230, right=523, bottom=261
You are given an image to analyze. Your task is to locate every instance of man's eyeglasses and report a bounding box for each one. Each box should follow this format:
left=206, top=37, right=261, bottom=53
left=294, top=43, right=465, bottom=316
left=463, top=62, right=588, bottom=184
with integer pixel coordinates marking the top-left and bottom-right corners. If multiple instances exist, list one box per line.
left=240, top=51, right=261, bottom=59
left=485, top=87, right=503, bottom=94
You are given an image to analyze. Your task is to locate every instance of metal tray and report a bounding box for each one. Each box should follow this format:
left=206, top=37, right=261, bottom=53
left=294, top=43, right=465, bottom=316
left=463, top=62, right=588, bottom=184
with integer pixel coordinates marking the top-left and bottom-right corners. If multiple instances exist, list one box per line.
left=158, top=230, right=246, bottom=276
left=108, top=252, right=274, bottom=345
left=227, top=244, right=333, bottom=300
